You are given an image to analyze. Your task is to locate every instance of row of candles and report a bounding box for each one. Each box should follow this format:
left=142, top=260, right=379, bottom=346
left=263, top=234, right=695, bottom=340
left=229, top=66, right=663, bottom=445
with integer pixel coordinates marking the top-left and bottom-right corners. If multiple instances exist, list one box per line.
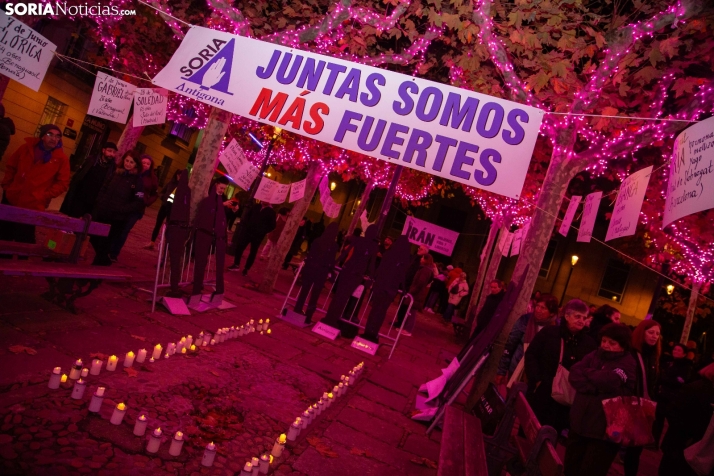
left=236, top=363, right=365, bottom=476
left=44, top=319, right=272, bottom=467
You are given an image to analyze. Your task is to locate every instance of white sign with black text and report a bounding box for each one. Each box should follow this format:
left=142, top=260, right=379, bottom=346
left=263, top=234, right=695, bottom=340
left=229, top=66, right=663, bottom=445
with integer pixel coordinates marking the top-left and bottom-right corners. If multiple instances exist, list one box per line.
left=133, top=88, right=168, bottom=127
left=577, top=192, right=602, bottom=243
left=87, top=72, right=136, bottom=124
left=605, top=167, right=652, bottom=241
left=558, top=196, right=582, bottom=237
left=402, top=216, right=459, bottom=256
left=0, top=12, right=56, bottom=91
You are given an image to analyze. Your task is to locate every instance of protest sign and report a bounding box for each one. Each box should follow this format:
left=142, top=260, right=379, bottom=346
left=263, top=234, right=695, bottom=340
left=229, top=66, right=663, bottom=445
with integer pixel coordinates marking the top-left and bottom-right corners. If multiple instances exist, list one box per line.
left=664, top=116, right=714, bottom=227
left=289, top=178, right=306, bottom=203
left=402, top=216, right=459, bottom=256
left=254, top=176, right=278, bottom=202
left=133, top=88, right=168, bottom=126
left=0, top=12, right=56, bottom=91
left=558, top=196, right=581, bottom=237
left=218, top=139, right=247, bottom=177
left=153, top=26, right=544, bottom=199
left=323, top=197, right=341, bottom=218
left=577, top=192, right=602, bottom=243
left=88, top=72, right=136, bottom=124
left=606, top=166, right=652, bottom=241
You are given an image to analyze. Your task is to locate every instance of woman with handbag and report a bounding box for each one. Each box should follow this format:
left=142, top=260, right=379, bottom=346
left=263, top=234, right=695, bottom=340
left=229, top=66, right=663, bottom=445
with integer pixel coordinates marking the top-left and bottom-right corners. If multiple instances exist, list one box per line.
left=564, top=323, right=637, bottom=476
left=524, top=299, right=597, bottom=433
left=623, top=320, right=662, bottom=476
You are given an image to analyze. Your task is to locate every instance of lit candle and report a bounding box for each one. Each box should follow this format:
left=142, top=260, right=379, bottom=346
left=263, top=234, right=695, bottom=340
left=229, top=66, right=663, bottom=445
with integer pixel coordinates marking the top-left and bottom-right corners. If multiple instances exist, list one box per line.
left=259, top=454, right=270, bottom=474
left=60, top=374, right=68, bottom=383
left=176, top=341, right=184, bottom=353
left=195, top=334, right=204, bottom=347
left=181, top=347, right=187, bottom=354
left=168, top=343, right=176, bottom=355
left=219, top=329, right=225, bottom=343
left=110, top=403, right=126, bottom=425
left=239, top=326, right=245, bottom=336
left=267, top=329, right=272, bottom=335
left=327, top=393, right=334, bottom=408
left=202, top=340, right=208, bottom=347
left=149, top=357, right=155, bottom=363
left=257, top=319, right=264, bottom=331
left=271, top=434, right=287, bottom=458
left=169, top=431, right=184, bottom=456
left=136, top=349, right=147, bottom=364
left=71, top=379, right=86, bottom=400
left=251, top=457, right=260, bottom=475
left=301, top=411, right=310, bottom=429
left=332, top=386, right=340, bottom=398
left=287, top=419, right=301, bottom=441
left=338, top=382, right=345, bottom=396
left=264, top=319, right=270, bottom=330
left=210, top=339, right=216, bottom=345
left=152, top=344, right=162, bottom=360
left=106, top=355, right=118, bottom=372
left=190, top=345, right=196, bottom=352
left=201, top=442, right=216, bottom=467
left=147, top=428, right=162, bottom=453
left=186, top=335, right=193, bottom=347
left=133, top=414, right=148, bottom=436
left=124, top=351, right=135, bottom=367
left=90, top=359, right=102, bottom=375
left=164, top=352, right=170, bottom=359
left=308, top=406, right=316, bottom=424
left=88, top=387, right=105, bottom=412
left=80, top=368, right=88, bottom=378
left=343, top=382, right=350, bottom=394
left=69, top=359, right=83, bottom=380
left=48, top=367, right=62, bottom=389
left=204, top=333, right=211, bottom=344
left=230, top=327, right=236, bottom=339
left=317, top=399, right=326, bottom=416
left=239, top=462, right=253, bottom=476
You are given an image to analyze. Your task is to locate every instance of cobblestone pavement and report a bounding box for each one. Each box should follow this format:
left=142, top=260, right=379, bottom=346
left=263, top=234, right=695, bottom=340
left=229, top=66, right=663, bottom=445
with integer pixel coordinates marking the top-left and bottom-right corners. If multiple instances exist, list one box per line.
left=0, top=207, right=462, bottom=475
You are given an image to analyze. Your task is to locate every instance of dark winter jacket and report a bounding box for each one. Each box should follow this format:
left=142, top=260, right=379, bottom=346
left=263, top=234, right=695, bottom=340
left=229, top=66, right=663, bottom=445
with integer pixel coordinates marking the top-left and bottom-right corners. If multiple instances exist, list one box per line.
left=160, top=171, right=181, bottom=202
left=471, top=289, right=506, bottom=337
left=60, top=154, right=115, bottom=218
left=568, top=348, right=637, bottom=439
left=497, top=312, right=557, bottom=376
left=93, top=169, right=145, bottom=223
left=632, top=346, right=659, bottom=399
left=140, top=170, right=159, bottom=209
left=246, top=204, right=277, bottom=239
left=0, top=116, right=16, bottom=159
left=409, top=264, right=434, bottom=312
left=658, top=357, right=694, bottom=402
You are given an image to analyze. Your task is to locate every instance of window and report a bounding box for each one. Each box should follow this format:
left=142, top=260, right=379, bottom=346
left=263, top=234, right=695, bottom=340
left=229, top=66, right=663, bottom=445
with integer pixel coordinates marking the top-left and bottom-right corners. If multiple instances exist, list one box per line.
left=538, top=239, right=558, bottom=278
left=35, top=97, right=68, bottom=136
left=598, top=259, right=631, bottom=303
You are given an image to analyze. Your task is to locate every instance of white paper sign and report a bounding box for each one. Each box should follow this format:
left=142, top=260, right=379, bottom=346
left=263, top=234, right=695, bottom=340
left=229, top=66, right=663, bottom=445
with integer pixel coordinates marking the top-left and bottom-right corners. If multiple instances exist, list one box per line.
left=289, top=178, right=306, bottom=203
left=664, top=116, right=714, bottom=227
left=359, top=210, right=371, bottom=232
left=272, top=183, right=290, bottom=204
left=133, top=88, right=168, bottom=126
left=153, top=26, right=544, bottom=199
left=87, top=72, right=136, bottom=124
left=218, top=139, right=247, bottom=177
left=577, top=192, right=602, bottom=243
left=501, top=232, right=514, bottom=257
left=402, top=216, right=459, bottom=256
left=323, top=196, right=341, bottom=218
left=0, top=12, right=56, bottom=91
left=254, top=176, right=278, bottom=202
left=496, top=227, right=510, bottom=255
left=510, top=228, right=523, bottom=256
left=605, top=166, right=652, bottom=241
left=558, top=196, right=582, bottom=237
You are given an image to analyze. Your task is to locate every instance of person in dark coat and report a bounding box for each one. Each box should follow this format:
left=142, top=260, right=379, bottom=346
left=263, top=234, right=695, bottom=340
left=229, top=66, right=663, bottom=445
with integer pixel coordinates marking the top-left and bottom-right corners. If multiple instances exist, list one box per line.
left=307, top=217, right=324, bottom=250
left=654, top=343, right=693, bottom=444
left=191, top=177, right=228, bottom=298
left=163, top=170, right=190, bottom=297
left=60, top=142, right=118, bottom=218
left=282, top=216, right=309, bottom=269
left=470, top=280, right=506, bottom=337
left=587, top=305, right=621, bottom=341
left=109, top=155, right=158, bottom=260
left=401, top=253, right=434, bottom=336
left=658, top=363, right=714, bottom=476
left=524, top=299, right=597, bottom=433
left=146, top=169, right=183, bottom=249
left=495, top=293, right=559, bottom=384
left=90, top=151, right=145, bottom=266
left=564, top=323, right=637, bottom=476
left=623, top=319, right=662, bottom=476
left=292, top=222, right=339, bottom=323
left=229, top=201, right=276, bottom=276
left=0, top=103, right=16, bottom=160
left=404, top=244, right=429, bottom=290
left=362, top=235, right=411, bottom=343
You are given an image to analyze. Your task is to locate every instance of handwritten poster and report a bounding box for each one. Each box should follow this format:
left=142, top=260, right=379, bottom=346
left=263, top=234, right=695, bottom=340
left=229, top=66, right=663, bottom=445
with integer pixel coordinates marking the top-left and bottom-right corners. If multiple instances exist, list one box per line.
left=254, top=176, right=278, bottom=202
left=558, top=196, right=582, bottom=237
left=133, top=88, right=168, bottom=126
left=87, top=72, right=136, bottom=124
left=664, top=116, right=714, bottom=227
left=359, top=210, right=371, bottom=232
left=605, top=166, right=652, bottom=241
left=0, top=12, right=56, bottom=91
left=219, top=139, right=247, bottom=177
left=271, top=183, right=290, bottom=204
left=577, top=192, right=602, bottom=243
left=289, top=178, right=306, bottom=203
left=322, top=196, right=341, bottom=218
left=510, top=228, right=523, bottom=256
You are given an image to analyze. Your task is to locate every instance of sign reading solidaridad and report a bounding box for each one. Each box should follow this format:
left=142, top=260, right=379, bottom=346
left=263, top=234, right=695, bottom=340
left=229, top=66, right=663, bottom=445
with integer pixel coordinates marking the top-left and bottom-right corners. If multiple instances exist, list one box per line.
left=153, top=26, right=544, bottom=200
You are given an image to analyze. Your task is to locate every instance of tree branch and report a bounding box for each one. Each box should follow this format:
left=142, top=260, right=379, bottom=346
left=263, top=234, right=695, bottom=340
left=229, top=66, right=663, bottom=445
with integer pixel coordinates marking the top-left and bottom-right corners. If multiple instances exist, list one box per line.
left=205, top=0, right=251, bottom=37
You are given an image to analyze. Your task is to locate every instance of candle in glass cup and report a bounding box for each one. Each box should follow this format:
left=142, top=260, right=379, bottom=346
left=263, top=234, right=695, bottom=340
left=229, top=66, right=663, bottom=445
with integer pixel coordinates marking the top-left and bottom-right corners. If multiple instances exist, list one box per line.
left=60, top=374, right=68, bottom=383
left=210, top=339, right=216, bottom=345
left=259, top=454, right=270, bottom=474
left=133, top=414, right=148, bottom=436
left=201, top=442, right=216, bottom=467
left=181, top=347, right=187, bottom=354
left=48, top=367, right=62, bottom=389
left=152, top=344, right=162, bottom=360
left=110, top=403, right=127, bottom=425
left=287, top=419, right=301, bottom=441
left=71, top=379, right=86, bottom=400
left=239, top=462, right=253, bottom=476
left=190, top=345, right=196, bottom=352
left=106, top=355, right=118, bottom=371
left=264, top=319, right=270, bottom=330
left=301, top=410, right=310, bottom=429
left=251, top=457, right=260, bottom=475
left=195, top=334, right=204, bottom=347
left=186, top=335, right=193, bottom=347
left=136, top=349, right=147, bottom=364
left=69, top=359, right=83, bottom=380
left=88, top=387, right=105, bottom=412
left=257, top=319, right=264, bottom=331
left=124, top=351, right=135, bottom=367
left=147, top=427, right=162, bottom=453
left=168, top=431, right=184, bottom=456
left=80, top=368, right=89, bottom=378
left=90, top=359, right=102, bottom=375
left=271, top=434, right=287, bottom=458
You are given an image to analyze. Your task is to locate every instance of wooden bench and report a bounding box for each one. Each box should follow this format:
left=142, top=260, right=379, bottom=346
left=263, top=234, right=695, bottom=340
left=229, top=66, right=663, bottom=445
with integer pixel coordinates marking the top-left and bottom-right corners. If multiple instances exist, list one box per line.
left=483, top=383, right=563, bottom=476
left=0, top=204, right=132, bottom=312
left=437, top=405, right=489, bottom=476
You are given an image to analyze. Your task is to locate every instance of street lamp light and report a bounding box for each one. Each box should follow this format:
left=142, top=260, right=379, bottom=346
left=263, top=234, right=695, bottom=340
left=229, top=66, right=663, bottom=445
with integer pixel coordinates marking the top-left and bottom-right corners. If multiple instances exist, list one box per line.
left=666, top=284, right=675, bottom=295
left=330, top=181, right=337, bottom=191
left=560, top=255, right=579, bottom=305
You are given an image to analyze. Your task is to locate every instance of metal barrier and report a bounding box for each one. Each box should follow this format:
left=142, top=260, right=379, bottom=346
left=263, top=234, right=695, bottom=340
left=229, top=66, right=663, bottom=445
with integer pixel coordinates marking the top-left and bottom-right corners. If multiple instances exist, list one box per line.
left=278, top=262, right=339, bottom=316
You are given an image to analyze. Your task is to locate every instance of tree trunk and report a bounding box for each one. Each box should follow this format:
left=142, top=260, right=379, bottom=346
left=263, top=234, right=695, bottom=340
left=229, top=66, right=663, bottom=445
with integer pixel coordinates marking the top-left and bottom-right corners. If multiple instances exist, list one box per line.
left=375, top=165, right=403, bottom=237
left=467, top=222, right=501, bottom=333
left=258, top=161, right=323, bottom=294
left=188, top=107, right=232, bottom=221
left=681, top=280, right=702, bottom=344
left=346, top=182, right=374, bottom=236
left=467, top=129, right=579, bottom=408
left=115, top=115, right=146, bottom=163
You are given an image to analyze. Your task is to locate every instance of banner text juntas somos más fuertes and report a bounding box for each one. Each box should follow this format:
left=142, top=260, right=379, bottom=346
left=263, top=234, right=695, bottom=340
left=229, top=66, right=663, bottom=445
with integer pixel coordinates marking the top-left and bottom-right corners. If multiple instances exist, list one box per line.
left=153, top=26, right=544, bottom=199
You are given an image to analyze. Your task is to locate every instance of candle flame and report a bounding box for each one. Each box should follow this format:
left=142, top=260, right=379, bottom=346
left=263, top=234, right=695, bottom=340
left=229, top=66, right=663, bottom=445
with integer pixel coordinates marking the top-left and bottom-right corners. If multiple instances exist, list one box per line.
left=61, top=374, right=67, bottom=382
left=53, top=367, right=61, bottom=373
left=139, top=414, right=146, bottom=420
left=190, top=345, right=196, bottom=351
left=127, top=351, right=134, bottom=357
left=109, top=355, right=117, bottom=361
left=278, top=434, right=286, bottom=444
left=117, top=402, right=126, bottom=411
left=155, top=344, right=162, bottom=349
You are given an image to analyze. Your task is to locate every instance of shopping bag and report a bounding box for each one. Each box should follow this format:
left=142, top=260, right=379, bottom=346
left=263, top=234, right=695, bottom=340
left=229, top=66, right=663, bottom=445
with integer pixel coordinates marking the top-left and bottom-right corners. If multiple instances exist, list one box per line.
left=602, top=396, right=657, bottom=446
left=551, top=340, right=576, bottom=405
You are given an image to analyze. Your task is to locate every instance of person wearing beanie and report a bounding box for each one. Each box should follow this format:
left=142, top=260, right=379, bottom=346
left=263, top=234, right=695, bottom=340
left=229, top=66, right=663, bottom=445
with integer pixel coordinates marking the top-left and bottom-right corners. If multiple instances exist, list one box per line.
left=0, top=103, right=16, bottom=160
left=565, top=323, right=637, bottom=476
left=622, top=319, right=662, bottom=476
left=0, top=124, right=69, bottom=244
left=60, top=142, right=118, bottom=218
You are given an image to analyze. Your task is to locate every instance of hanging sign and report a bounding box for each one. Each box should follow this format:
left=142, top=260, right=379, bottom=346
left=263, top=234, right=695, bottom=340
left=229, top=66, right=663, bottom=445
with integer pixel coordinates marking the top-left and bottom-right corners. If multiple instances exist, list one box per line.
left=133, top=88, right=168, bottom=126
left=402, top=216, right=459, bottom=256
left=510, top=228, right=523, bottom=256
left=0, top=12, right=56, bottom=91
left=663, top=116, right=714, bottom=228
left=359, top=210, right=371, bottom=232
left=218, top=139, right=260, bottom=190
left=87, top=72, right=136, bottom=124
left=254, top=176, right=290, bottom=204
left=577, top=191, right=602, bottom=243
left=323, top=197, right=341, bottom=218
left=558, top=196, right=581, bottom=237
left=153, top=26, right=544, bottom=200
left=272, top=183, right=290, bottom=204
left=605, top=166, right=652, bottom=241
left=289, top=178, right=306, bottom=203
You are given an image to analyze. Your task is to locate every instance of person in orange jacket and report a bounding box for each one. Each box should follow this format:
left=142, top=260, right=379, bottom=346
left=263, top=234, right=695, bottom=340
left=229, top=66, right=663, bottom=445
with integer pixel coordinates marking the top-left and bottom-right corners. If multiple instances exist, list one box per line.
left=0, top=124, right=69, bottom=243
